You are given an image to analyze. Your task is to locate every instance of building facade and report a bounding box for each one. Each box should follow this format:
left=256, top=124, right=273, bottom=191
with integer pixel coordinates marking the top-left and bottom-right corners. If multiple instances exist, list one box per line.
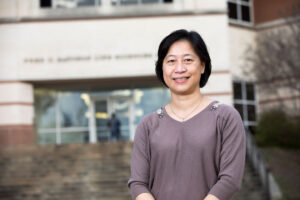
left=0, top=0, right=298, bottom=146
left=228, top=0, right=300, bottom=129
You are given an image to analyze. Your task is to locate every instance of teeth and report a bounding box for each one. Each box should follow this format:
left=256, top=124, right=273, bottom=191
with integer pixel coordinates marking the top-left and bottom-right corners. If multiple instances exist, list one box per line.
left=174, top=78, right=188, bottom=80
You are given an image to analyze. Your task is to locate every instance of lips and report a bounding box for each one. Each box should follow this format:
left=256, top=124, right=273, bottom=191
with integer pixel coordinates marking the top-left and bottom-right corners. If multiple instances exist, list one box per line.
left=172, top=77, right=190, bottom=80
left=172, top=76, right=190, bottom=83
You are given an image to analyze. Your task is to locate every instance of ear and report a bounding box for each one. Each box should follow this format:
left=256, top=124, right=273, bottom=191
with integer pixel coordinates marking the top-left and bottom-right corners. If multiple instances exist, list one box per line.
left=201, top=62, right=205, bottom=74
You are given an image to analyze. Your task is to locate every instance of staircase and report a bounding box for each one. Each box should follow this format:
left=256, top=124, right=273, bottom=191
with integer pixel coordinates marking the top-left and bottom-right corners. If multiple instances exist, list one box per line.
left=0, top=142, right=267, bottom=200
left=0, top=142, right=132, bottom=200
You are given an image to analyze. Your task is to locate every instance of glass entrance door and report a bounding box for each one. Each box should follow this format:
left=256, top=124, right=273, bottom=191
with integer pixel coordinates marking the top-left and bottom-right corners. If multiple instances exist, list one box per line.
left=90, top=95, right=134, bottom=143
left=95, top=100, right=110, bottom=141
left=108, top=97, right=132, bottom=141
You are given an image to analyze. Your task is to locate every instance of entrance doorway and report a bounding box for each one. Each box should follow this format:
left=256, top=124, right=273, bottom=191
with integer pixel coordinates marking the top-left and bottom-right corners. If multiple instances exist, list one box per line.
left=88, top=95, right=135, bottom=143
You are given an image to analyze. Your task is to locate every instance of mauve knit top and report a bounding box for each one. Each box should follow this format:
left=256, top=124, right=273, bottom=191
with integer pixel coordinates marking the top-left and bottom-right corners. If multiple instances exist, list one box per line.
left=128, top=101, right=246, bottom=200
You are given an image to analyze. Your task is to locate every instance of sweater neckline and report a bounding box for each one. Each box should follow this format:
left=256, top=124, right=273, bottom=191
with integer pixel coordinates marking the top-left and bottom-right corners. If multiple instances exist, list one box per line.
left=162, top=100, right=218, bottom=124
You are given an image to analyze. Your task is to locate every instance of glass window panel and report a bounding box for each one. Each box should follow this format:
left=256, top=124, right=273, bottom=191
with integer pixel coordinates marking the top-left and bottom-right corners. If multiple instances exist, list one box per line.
left=77, top=0, right=96, bottom=6
left=241, top=5, right=250, bottom=22
left=34, top=90, right=57, bottom=129
left=246, top=83, right=255, bottom=100
left=59, top=92, right=89, bottom=128
left=111, top=98, right=130, bottom=140
left=142, top=0, right=159, bottom=3
left=61, top=131, right=88, bottom=144
left=134, top=88, right=171, bottom=124
left=247, top=105, right=256, bottom=121
left=248, top=125, right=255, bottom=134
left=233, top=82, right=242, bottom=100
left=95, top=100, right=109, bottom=141
left=228, top=2, right=238, bottom=19
left=234, top=103, right=244, bottom=120
left=40, top=0, right=52, bottom=7
left=39, top=132, right=56, bottom=145
left=111, top=0, right=117, bottom=5
left=56, top=0, right=77, bottom=8
left=120, top=0, right=138, bottom=5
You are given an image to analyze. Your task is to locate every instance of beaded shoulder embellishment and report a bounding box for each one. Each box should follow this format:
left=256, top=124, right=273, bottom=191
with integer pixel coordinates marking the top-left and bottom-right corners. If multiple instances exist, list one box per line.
left=211, top=102, right=221, bottom=111
left=156, top=108, right=164, bottom=118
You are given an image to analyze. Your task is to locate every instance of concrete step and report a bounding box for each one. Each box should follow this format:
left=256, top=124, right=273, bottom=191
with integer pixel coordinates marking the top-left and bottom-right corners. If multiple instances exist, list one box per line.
left=0, top=142, right=267, bottom=200
left=0, top=142, right=132, bottom=200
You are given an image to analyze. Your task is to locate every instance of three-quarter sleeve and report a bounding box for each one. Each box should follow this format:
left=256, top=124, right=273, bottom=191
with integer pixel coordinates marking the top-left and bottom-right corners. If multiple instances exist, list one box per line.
left=127, top=119, right=151, bottom=200
left=208, top=107, right=246, bottom=200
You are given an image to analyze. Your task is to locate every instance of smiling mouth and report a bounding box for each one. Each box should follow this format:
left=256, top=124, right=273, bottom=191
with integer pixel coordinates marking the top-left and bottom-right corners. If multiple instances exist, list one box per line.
left=172, top=77, right=190, bottom=80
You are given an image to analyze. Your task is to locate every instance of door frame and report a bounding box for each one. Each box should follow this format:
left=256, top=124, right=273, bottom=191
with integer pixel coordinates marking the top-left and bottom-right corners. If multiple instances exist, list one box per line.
left=88, top=94, right=135, bottom=143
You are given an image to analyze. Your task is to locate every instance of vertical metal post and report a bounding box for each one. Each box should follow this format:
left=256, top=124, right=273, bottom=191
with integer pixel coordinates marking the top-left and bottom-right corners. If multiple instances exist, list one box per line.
left=266, top=168, right=271, bottom=200
left=89, top=99, right=97, bottom=143
left=241, top=81, right=249, bottom=127
left=129, top=94, right=135, bottom=141
left=55, top=94, right=61, bottom=144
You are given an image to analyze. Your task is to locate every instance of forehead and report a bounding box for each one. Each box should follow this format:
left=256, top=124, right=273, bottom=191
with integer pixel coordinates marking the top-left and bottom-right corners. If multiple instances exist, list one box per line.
left=166, top=40, right=197, bottom=56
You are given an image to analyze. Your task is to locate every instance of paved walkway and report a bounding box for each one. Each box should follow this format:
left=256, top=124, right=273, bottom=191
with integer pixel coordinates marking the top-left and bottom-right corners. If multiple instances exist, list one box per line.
left=0, top=142, right=266, bottom=200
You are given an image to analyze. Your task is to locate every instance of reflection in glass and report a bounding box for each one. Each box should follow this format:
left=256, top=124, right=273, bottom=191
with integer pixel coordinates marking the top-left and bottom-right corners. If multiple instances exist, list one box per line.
left=35, top=87, right=171, bottom=145
left=39, top=132, right=56, bottom=145
left=34, top=90, right=57, bottom=129
left=134, top=88, right=170, bottom=123
left=112, top=98, right=130, bottom=140
left=95, top=100, right=110, bottom=141
left=61, top=131, right=89, bottom=144
left=59, top=92, right=89, bottom=128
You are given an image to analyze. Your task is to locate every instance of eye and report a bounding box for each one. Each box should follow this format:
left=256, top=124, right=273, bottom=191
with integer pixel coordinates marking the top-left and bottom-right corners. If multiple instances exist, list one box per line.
left=167, top=59, right=175, bottom=63
left=184, top=58, right=193, bottom=63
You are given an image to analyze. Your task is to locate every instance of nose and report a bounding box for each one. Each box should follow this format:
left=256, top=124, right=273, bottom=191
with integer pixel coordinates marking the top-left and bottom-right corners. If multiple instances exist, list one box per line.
left=174, top=61, right=186, bottom=73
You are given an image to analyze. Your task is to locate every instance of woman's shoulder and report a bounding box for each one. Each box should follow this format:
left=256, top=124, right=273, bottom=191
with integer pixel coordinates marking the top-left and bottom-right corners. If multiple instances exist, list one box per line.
left=138, top=108, right=162, bottom=128
left=211, top=101, right=241, bottom=121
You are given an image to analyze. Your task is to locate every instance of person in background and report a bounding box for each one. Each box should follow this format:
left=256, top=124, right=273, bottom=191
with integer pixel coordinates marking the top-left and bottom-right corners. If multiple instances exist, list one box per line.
left=127, top=29, right=246, bottom=200
left=107, top=113, right=121, bottom=141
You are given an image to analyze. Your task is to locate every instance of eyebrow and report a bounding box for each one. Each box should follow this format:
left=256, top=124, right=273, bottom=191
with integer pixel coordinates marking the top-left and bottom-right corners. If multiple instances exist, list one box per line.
left=166, top=53, right=195, bottom=58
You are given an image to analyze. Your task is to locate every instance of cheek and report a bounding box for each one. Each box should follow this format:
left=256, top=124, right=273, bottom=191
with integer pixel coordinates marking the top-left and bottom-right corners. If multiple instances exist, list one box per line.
left=162, top=66, right=172, bottom=86
left=162, top=65, right=169, bottom=78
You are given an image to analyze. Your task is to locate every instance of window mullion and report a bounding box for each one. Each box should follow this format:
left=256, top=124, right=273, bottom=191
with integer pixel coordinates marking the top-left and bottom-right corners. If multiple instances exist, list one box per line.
left=55, top=94, right=62, bottom=145
left=241, top=81, right=248, bottom=124
left=52, top=0, right=56, bottom=8
left=237, top=2, right=242, bottom=21
left=239, top=1, right=250, bottom=6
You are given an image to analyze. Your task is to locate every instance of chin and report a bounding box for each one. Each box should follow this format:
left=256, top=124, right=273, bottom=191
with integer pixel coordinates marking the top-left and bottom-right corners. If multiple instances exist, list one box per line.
left=170, top=86, right=196, bottom=95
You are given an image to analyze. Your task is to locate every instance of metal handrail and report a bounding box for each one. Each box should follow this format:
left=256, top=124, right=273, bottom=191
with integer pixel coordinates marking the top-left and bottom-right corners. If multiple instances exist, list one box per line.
left=245, top=129, right=271, bottom=200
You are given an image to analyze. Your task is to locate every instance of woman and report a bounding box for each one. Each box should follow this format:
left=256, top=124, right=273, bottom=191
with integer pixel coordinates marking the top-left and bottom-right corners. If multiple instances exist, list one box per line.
left=128, top=29, right=246, bottom=200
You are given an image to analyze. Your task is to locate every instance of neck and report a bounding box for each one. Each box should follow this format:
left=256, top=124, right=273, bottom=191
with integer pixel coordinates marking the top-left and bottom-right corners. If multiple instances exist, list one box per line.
left=170, top=90, right=203, bottom=113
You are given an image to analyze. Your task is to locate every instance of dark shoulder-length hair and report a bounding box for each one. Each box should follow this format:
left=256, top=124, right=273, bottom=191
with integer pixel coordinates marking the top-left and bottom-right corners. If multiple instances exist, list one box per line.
left=155, top=29, right=211, bottom=88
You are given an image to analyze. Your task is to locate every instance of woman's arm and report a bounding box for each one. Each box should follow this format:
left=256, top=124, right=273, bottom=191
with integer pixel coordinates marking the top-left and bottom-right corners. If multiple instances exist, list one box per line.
left=204, top=194, right=220, bottom=200
left=207, top=106, right=246, bottom=200
left=136, top=193, right=155, bottom=200
left=128, top=118, right=153, bottom=200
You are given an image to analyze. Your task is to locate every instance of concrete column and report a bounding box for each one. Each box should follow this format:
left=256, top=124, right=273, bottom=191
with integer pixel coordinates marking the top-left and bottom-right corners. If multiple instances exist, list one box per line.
left=0, top=81, right=35, bottom=146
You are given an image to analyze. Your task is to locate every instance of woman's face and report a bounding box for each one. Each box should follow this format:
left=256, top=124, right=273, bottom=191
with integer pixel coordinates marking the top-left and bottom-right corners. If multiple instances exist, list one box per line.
left=162, top=40, right=205, bottom=95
